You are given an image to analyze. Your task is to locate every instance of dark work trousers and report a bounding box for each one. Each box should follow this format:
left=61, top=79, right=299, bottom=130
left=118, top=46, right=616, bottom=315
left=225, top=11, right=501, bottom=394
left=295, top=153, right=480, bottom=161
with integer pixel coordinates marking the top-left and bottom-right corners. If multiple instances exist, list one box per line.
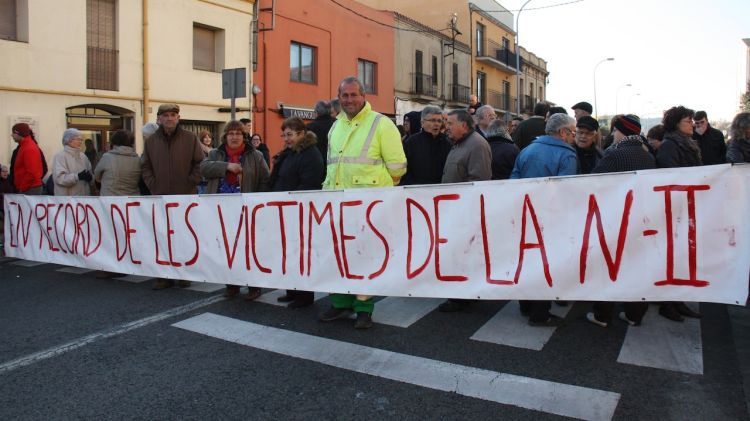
left=285, top=290, right=314, bottom=304
left=593, top=301, right=648, bottom=324
left=519, top=300, right=552, bottom=322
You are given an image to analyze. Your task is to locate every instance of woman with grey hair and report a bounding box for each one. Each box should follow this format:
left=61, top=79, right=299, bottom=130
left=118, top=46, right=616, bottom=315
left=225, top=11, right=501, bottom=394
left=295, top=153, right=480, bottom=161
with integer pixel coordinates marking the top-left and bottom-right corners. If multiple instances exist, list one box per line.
left=726, top=112, right=750, bottom=163
left=52, top=128, right=92, bottom=196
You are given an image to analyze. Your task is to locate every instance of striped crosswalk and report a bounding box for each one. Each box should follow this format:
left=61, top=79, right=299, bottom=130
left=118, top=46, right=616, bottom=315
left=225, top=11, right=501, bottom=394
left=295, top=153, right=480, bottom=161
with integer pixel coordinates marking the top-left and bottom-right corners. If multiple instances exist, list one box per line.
left=8, top=258, right=707, bottom=376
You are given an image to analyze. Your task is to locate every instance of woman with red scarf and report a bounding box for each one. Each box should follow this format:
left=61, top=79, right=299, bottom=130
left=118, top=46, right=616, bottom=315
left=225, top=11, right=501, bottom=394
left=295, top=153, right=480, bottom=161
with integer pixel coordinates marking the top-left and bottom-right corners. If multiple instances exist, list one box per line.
left=201, top=120, right=270, bottom=300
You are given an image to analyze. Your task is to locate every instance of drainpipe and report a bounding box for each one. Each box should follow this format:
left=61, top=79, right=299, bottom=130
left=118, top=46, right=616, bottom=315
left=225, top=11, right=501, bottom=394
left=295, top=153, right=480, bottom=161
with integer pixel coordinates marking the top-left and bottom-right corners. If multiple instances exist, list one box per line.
left=142, top=0, right=150, bottom=125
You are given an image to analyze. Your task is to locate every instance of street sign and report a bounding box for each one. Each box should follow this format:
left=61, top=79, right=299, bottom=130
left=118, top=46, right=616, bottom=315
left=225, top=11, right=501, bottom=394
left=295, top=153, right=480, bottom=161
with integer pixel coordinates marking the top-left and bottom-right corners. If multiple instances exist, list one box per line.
left=222, top=68, right=247, bottom=121
left=222, top=68, right=247, bottom=99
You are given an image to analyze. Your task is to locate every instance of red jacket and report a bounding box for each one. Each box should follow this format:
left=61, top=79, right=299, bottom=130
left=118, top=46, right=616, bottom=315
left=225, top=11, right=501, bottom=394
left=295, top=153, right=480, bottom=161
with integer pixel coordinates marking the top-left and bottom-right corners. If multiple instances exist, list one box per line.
left=13, top=136, right=44, bottom=191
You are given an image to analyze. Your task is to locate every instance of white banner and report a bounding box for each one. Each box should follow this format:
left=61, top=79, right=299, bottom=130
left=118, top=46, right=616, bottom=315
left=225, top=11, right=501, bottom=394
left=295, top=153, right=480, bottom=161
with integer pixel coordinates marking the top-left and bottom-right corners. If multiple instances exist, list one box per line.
left=4, top=165, right=749, bottom=304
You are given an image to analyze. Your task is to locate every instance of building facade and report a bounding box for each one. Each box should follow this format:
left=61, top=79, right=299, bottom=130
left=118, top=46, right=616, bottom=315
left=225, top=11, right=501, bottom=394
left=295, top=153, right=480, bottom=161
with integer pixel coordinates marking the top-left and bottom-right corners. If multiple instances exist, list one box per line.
left=0, top=0, right=254, bottom=166
left=252, top=0, right=395, bottom=155
left=392, top=12, right=471, bottom=122
left=518, top=46, right=549, bottom=116
left=356, top=0, right=547, bottom=119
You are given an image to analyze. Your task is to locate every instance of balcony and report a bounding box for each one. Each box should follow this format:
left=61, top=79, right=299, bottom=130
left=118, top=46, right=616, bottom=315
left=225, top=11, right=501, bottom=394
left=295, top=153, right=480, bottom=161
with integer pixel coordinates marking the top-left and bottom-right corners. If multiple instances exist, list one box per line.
left=520, top=95, right=537, bottom=114
left=476, top=40, right=518, bottom=74
left=410, top=72, right=438, bottom=98
left=488, top=89, right=515, bottom=112
left=449, top=84, right=470, bottom=104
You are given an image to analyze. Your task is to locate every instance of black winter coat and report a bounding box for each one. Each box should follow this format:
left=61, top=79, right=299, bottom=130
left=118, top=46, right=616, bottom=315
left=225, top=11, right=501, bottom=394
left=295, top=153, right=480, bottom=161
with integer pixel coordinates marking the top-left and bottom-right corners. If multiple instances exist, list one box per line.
left=306, top=115, right=335, bottom=163
left=592, top=136, right=656, bottom=173
left=657, top=131, right=702, bottom=168
left=270, top=132, right=325, bottom=192
left=486, top=134, right=519, bottom=180
left=400, top=131, right=452, bottom=185
left=576, top=145, right=603, bottom=175
left=693, top=126, right=726, bottom=165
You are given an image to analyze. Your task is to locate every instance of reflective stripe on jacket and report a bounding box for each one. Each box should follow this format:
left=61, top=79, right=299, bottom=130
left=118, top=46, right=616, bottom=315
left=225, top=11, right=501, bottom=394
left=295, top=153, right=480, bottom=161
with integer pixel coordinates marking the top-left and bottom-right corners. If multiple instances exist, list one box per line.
left=322, top=102, right=406, bottom=190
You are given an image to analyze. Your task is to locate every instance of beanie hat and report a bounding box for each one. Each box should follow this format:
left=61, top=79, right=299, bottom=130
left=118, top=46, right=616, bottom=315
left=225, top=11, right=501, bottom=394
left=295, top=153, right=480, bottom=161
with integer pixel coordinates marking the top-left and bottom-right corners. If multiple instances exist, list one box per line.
left=613, top=114, right=642, bottom=136
left=12, top=123, right=32, bottom=137
left=62, top=128, right=82, bottom=145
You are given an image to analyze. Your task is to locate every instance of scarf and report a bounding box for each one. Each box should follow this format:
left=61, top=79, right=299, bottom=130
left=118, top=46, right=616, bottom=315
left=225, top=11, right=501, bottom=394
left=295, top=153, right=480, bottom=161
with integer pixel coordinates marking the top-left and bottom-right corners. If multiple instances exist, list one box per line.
left=665, top=130, right=702, bottom=163
left=223, top=143, right=245, bottom=187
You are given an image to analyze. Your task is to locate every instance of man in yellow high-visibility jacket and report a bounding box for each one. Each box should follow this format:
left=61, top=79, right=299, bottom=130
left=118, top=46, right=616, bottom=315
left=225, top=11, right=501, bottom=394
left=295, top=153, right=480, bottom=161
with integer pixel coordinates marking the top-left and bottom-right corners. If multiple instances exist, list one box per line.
left=318, top=76, right=407, bottom=329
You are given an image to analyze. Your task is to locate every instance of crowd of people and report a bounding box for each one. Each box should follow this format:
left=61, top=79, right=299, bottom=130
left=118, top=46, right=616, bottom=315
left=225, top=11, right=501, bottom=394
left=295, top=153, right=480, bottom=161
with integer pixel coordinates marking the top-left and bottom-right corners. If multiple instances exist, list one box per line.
left=3, top=76, right=750, bottom=330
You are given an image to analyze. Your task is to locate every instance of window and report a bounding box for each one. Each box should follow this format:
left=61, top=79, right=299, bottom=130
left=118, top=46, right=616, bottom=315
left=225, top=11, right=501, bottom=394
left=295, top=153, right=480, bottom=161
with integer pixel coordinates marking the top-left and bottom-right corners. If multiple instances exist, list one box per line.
left=358, top=59, right=377, bottom=94
left=87, top=0, right=118, bottom=90
left=290, top=41, right=315, bottom=83
left=194, top=23, right=224, bottom=72
left=476, top=23, right=485, bottom=56
left=0, top=0, right=16, bottom=40
left=431, top=55, right=438, bottom=86
left=476, top=71, right=486, bottom=104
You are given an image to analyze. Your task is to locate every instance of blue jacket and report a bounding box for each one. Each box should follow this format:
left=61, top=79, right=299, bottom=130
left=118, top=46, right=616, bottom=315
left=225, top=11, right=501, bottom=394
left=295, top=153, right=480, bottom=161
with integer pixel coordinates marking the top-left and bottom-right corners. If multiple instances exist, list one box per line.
left=510, top=135, right=578, bottom=179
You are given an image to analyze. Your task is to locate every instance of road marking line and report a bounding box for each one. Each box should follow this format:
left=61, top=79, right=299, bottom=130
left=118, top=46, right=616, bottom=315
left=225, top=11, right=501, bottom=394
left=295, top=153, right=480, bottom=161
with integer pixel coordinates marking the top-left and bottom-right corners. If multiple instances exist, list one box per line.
left=114, top=274, right=154, bottom=283
left=368, top=297, right=443, bottom=328
left=0, top=295, right=225, bottom=375
left=10, top=260, right=46, bottom=267
left=56, top=266, right=95, bottom=275
left=185, top=282, right=226, bottom=293
left=174, top=313, right=620, bottom=421
left=470, top=301, right=573, bottom=351
left=255, top=289, right=327, bottom=307
left=617, top=304, right=703, bottom=374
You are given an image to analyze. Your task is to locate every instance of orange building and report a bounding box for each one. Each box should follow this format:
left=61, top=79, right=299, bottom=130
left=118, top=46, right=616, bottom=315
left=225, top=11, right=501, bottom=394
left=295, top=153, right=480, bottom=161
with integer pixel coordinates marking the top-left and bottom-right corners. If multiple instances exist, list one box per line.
left=252, top=0, right=395, bottom=156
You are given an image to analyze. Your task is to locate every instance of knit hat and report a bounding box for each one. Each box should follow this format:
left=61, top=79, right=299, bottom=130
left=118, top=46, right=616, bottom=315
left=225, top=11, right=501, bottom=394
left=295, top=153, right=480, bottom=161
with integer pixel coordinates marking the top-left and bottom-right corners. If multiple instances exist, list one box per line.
left=613, top=114, right=641, bottom=136
left=576, top=116, right=599, bottom=131
left=571, top=101, right=593, bottom=114
left=62, top=128, right=82, bottom=145
left=12, top=123, right=32, bottom=137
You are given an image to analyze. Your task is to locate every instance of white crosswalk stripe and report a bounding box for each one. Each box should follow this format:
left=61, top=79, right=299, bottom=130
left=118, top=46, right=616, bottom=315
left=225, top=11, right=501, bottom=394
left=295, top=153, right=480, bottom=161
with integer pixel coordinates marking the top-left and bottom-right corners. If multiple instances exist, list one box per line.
left=10, top=259, right=46, bottom=267
left=113, top=274, right=154, bottom=283
left=184, top=282, right=226, bottom=293
left=617, top=303, right=703, bottom=374
left=369, top=297, right=443, bottom=328
left=471, top=301, right=573, bottom=350
left=255, top=289, right=328, bottom=306
left=173, top=312, right=621, bottom=421
left=56, top=266, right=95, bottom=275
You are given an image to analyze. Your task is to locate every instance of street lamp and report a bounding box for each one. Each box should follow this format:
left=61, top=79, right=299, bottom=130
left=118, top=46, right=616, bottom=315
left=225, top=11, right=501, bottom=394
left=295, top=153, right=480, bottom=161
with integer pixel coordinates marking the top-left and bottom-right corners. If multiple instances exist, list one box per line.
left=515, top=0, right=532, bottom=116
left=615, top=83, right=632, bottom=115
left=593, top=57, right=614, bottom=121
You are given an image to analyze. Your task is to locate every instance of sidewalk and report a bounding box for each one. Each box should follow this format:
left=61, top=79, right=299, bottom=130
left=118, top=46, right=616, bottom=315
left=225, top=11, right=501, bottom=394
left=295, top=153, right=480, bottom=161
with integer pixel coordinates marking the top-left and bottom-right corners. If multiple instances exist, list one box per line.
left=729, top=299, right=750, bottom=418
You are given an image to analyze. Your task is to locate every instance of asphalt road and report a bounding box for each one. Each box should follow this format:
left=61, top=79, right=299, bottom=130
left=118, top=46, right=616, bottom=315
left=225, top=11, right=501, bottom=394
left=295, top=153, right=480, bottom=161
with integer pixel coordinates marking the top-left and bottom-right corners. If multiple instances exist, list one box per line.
left=1, top=257, right=748, bottom=421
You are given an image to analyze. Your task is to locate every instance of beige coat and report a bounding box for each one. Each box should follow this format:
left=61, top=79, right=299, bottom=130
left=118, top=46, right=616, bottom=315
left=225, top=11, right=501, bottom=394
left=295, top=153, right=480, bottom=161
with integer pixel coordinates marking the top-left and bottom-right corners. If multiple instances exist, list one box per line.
left=52, top=146, right=92, bottom=196
left=94, top=146, right=142, bottom=196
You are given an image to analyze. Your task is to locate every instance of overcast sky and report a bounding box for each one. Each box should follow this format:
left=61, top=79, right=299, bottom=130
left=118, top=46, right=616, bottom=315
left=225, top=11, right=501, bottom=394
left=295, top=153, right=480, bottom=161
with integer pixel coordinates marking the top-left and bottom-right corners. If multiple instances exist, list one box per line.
left=499, top=0, right=749, bottom=122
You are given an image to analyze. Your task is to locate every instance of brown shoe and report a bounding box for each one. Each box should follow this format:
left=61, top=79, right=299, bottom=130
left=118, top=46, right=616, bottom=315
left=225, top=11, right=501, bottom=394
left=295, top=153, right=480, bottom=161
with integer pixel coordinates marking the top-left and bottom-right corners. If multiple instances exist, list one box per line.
left=152, top=279, right=174, bottom=290
left=223, top=285, right=241, bottom=298
left=245, top=287, right=262, bottom=301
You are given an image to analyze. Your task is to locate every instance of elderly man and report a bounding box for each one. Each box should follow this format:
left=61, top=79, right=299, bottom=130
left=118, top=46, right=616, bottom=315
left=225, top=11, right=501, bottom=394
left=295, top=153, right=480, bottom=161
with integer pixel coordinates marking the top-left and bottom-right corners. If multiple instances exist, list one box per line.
left=574, top=116, right=603, bottom=174
left=585, top=114, right=654, bottom=327
left=467, top=94, right=483, bottom=115
left=437, top=109, right=492, bottom=313
left=510, top=113, right=578, bottom=326
left=318, top=76, right=407, bottom=329
left=401, top=106, right=452, bottom=186
left=474, top=105, right=497, bottom=139
left=141, top=103, right=204, bottom=290
left=306, top=100, right=336, bottom=162
left=571, top=101, right=593, bottom=121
